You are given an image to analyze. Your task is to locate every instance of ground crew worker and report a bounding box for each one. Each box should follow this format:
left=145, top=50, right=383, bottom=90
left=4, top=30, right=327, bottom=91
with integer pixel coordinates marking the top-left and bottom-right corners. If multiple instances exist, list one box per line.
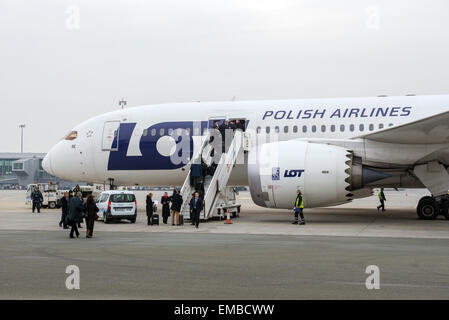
left=293, top=190, right=305, bottom=225
left=377, top=188, right=387, bottom=212
left=72, top=185, right=82, bottom=198
left=31, top=187, right=43, bottom=213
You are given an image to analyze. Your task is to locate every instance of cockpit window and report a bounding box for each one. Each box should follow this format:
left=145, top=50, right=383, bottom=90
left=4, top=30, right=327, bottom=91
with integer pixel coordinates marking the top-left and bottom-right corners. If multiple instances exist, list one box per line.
left=65, top=131, right=78, bottom=140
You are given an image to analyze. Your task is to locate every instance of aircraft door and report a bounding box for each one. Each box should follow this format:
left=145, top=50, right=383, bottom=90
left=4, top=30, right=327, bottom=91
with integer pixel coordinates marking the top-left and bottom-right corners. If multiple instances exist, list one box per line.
left=102, top=121, right=120, bottom=151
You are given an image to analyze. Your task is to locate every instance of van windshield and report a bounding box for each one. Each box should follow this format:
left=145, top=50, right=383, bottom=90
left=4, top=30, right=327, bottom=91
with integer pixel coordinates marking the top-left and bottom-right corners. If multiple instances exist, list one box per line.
left=110, top=194, right=136, bottom=203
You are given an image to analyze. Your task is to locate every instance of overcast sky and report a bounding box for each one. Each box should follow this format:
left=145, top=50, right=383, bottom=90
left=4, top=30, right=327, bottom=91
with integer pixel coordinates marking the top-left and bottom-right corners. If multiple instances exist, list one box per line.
left=1, top=0, right=449, bottom=152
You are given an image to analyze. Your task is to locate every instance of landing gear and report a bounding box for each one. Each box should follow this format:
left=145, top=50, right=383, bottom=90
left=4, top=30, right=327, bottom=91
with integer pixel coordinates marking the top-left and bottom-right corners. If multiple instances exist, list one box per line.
left=417, top=196, right=439, bottom=220
left=439, top=199, right=449, bottom=220
left=416, top=195, right=449, bottom=220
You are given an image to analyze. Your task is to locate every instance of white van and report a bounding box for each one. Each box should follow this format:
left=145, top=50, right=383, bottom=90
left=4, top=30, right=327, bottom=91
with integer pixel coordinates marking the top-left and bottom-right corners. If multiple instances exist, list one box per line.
left=96, top=191, right=137, bottom=223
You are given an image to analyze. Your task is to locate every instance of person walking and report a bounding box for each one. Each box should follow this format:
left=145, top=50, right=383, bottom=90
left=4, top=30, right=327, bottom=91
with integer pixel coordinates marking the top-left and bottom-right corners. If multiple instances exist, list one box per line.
left=71, top=185, right=83, bottom=228
left=84, top=195, right=99, bottom=238
left=59, top=192, right=70, bottom=229
left=171, top=189, right=183, bottom=226
left=146, top=193, right=154, bottom=225
left=31, top=187, right=43, bottom=213
left=188, top=192, right=195, bottom=225
left=67, top=192, right=84, bottom=238
left=293, top=190, right=305, bottom=225
left=189, top=192, right=203, bottom=229
left=161, top=192, right=171, bottom=224
left=377, top=188, right=387, bottom=212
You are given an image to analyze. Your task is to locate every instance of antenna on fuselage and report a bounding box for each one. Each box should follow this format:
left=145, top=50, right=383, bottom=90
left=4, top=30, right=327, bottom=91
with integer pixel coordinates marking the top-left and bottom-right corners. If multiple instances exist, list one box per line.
left=119, top=98, right=127, bottom=109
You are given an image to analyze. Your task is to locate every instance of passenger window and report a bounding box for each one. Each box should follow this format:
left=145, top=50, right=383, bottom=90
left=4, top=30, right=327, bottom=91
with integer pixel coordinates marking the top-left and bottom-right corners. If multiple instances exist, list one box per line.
left=293, top=126, right=298, bottom=133
left=369, top=124, right=374, bottom=131
left=379, top=124, right=384, bottom=129
left=143, top=129, right=148, bottom=136
left=389, top=123, right=394, bottom=127
left=168, top=128, right=173, bottom=135
left=159, top=128, right=165, bottom=136
left=359, top=124, right=364, bottom=132
left=340, top=125, right=345, bottom=132
left=302, top=125, right=307, bottom=133
left=284, top=126, right=288, bottom=133
left=349, top=124, right=355, bottom=132
left=256, top=127, right=261, bottom=134
left=151, top=129, right=156, bottom=136
left=186, top=128, right=191, bottom=135
left=266, top=127, right=270, bottom=134
left=275, top=126, right=280, bottom=133
left=331, top=125, right=336, bottom=132
left=321, top=125, right=326, bottom=132
left=311, top=125, right=316, bottom=133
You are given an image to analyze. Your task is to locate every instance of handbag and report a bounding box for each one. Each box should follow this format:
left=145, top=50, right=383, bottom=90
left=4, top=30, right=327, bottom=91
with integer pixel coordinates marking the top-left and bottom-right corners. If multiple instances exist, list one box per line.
left=293, top=207, right=301, bottom=213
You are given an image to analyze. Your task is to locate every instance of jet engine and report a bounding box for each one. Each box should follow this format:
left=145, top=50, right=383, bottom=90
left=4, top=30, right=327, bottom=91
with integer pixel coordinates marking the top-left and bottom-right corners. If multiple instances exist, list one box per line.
left=248, top=140, right=389, bottom=208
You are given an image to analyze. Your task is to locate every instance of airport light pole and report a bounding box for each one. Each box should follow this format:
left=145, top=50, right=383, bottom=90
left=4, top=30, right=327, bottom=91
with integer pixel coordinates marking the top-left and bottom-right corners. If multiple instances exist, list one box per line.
left=19, top=124, right=25, bottom=153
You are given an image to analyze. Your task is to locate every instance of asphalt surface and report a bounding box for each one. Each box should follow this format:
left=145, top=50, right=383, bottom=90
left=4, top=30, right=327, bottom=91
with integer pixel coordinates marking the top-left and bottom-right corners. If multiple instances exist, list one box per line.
left=1, top=230, right=449, bottom=300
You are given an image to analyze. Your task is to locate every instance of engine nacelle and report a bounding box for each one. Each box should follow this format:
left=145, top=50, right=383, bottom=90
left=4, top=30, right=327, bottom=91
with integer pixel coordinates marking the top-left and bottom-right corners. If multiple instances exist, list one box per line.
left=248, top=141, right=353, bottom=208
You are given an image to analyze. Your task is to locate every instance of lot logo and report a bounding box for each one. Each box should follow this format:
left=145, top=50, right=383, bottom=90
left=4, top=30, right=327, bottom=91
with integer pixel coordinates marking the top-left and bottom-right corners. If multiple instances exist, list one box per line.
left=272, top=167, right=280, bottom=181
left=284, top=169, right=304, bottom=178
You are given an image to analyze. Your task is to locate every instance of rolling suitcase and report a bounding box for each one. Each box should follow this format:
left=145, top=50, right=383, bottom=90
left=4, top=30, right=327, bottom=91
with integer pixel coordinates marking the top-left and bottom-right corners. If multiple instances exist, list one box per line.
left=179, top=214, right=184, bottom=226
left=152, top=214, right=159, bottom=225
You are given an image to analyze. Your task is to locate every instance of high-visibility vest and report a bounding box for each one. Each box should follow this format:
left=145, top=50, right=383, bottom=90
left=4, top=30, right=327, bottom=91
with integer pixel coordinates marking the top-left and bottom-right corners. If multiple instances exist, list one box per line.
left=378, top=191, right=383, bottom=200
left=295, top=195, right=304, bottom=208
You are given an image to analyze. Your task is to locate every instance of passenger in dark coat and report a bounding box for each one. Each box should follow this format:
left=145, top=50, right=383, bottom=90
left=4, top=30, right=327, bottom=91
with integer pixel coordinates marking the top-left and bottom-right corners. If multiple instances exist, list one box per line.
left=171, top=189, right=183, bottom=226
left=188, top=192, right=196, bottom=225
left=146, top=193, right=154, bottom=225
left=84, top=195, right=99, bottom=238
left=161, top=192, right=171, bottom=224
left=59, top=192, right=70, bottom=229
left=189, top=192, right=204, bottom=229
left=68, top=192, right=84, bottom=238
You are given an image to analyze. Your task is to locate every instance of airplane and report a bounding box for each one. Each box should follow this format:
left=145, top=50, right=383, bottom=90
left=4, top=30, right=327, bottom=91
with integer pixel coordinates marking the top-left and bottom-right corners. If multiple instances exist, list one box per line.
left=42, top=94, right=449, bottom=221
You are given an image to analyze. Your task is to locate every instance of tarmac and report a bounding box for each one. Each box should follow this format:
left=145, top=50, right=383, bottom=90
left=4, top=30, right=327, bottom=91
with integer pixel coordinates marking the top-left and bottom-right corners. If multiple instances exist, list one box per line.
left=1, top=189, right=449, bottom=299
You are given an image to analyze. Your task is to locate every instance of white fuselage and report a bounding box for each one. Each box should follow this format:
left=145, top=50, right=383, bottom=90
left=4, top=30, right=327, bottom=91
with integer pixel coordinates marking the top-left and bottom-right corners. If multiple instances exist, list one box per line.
left=43, top=95, right=449, bottom=187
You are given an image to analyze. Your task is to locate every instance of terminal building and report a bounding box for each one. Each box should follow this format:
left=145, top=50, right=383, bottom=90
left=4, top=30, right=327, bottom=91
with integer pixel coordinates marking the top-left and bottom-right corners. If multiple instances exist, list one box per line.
left=0, top=153, right=73, bottom=187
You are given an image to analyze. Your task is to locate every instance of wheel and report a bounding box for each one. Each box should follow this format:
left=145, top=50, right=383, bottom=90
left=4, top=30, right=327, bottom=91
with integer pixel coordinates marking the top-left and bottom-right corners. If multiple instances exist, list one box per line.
left=417, top=197, right=439, bottom=220
left=130, top=216, right=136, bottom=223
left=48, top=202, right=56, bottom=209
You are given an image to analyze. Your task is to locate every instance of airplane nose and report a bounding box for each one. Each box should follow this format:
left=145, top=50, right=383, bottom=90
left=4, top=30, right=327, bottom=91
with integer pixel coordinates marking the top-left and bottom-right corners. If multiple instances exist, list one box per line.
left=42, top=152, right=53, bottom=175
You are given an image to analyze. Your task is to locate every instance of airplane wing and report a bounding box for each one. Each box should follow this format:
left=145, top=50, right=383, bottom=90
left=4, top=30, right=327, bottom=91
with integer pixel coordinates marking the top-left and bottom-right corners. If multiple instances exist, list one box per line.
left=353, top=110, right=449, bottom=144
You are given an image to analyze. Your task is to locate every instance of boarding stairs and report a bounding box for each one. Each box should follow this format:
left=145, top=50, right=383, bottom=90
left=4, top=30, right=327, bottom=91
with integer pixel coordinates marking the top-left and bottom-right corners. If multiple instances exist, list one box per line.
left=179, top=129, right=245, bottom=220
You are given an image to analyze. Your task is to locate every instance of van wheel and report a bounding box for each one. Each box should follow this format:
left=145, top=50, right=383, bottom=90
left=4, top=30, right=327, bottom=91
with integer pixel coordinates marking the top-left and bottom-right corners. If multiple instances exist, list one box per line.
left=49, top=202, right=56, bottom=209
left=417, top=197, right=439, bottom=220
left=130, top=217, right=136, bottom=223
